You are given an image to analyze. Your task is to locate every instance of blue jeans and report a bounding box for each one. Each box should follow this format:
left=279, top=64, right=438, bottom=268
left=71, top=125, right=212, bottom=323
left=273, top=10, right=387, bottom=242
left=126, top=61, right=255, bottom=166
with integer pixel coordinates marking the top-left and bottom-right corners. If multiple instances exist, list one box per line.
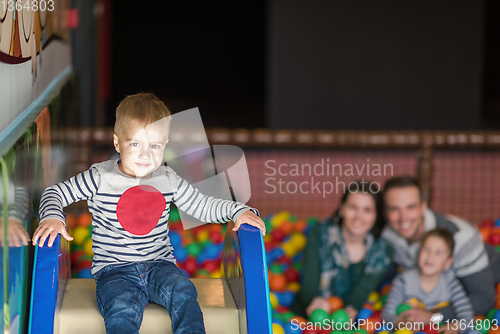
left=94, top=260, right=205, bottom=334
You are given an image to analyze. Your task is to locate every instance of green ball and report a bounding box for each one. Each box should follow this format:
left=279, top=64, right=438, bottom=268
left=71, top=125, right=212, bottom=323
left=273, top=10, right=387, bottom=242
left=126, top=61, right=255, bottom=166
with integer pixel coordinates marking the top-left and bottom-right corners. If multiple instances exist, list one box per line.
left=186, top=243, right=202, bottom=257
left=487, top=308, right=496, bottom=321
left=331, top=309, right=349, bottom=326
left=478, top=320, right=489, bottom=334
left=269, top=264, right=285, bottom=274
left=200, top=240, right=211, bottom=250
left=380, top=294, right=388, bottom=306
left=352, top=330, right=368, bottom=334
left=310, top=309, right=329, bottom=323
left=396, top=303, right=412, bottom=315
left=496, top=246, right=500, bottom=253
left=281, top=311, right=295, bottom=322
left=169, top=208, right=180, bottom=222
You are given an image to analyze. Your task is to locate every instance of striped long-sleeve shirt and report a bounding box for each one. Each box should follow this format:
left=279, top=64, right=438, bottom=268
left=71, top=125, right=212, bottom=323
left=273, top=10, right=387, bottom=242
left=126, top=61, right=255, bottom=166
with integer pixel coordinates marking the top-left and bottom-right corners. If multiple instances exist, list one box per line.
left=382, top=269, right=474, bottom=330
left=39, top=159, right=258, bottom=274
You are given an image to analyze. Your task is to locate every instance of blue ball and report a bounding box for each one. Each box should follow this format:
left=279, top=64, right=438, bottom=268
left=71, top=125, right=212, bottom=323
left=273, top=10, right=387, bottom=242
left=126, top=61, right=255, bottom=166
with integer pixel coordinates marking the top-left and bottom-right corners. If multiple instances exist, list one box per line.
left=356, top=308, right=373, bottom=321
left=169, top=231, right=181, bottom=248
left=284, top=320, right=302, bottom=334
left=495, top=218, right=500, bottom=228
left=173, top=246, right=188, bottom=262
left=266, top=248, right=284, bottom=264
left=77, top=268, right=93, bottom=278
left=493, top=309, right=500, bottom=322
left=275, top=291, right=295, bottom=308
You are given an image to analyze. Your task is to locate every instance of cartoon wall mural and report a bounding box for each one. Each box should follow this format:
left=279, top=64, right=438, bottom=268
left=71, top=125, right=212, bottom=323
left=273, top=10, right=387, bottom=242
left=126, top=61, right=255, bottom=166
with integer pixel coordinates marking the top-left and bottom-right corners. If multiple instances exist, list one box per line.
left=0, top=0, right=72, bottom=136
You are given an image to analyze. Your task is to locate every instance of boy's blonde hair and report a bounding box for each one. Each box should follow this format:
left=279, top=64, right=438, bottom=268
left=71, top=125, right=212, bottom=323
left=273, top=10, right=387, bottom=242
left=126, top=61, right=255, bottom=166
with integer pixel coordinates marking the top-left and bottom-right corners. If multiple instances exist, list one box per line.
left=115, top=93, right=171, bottom=138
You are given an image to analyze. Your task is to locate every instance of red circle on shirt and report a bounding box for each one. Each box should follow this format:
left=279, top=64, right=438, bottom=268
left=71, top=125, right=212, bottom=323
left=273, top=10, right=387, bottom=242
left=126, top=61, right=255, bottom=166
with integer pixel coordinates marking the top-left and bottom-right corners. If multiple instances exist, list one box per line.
left=116, top=185, right=166, bottom=235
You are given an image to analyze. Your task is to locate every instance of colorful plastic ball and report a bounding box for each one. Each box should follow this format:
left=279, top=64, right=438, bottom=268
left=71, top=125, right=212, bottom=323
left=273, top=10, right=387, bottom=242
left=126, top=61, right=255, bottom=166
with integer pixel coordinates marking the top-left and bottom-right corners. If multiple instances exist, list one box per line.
left=493, top=309, right=500, bottom=322
left=83, top=238, right=93, bottom=256
left=273, top=322, right=285, bottom=334
left=202, top=259, right=219, bottom=273
left=396, top=303, right=412, bottom=315
left=331, top=309, right=349, bottom=326
left=169, top=231, right=181, bottom=248
left=77, top=213, right=92, bottom=227
left=77, top=268, right=93, bottom=278
left=284, top=319, right=303, bottom=333
left=270, top=264, right=286, bottom=274
left=310, top=309, right=330, bottom=323
left=270, top=292, right=279, bottom=309
left=209, top=230, right=223, bottom=244
left=274, top=291, right=295, bottom=308
left=272, top=229, right=286, bottom=242
left=182, top=256, right=198, bottom=276
left=173, top=246, right=188, bottom=262
left=327, top=296, right=344, bottom=313
left=209, top=270, right=222, bottom=278
left=487, top=309, right=497, bottom=321
left=294, top=220, right=307, bottom=233
left=495, top=218, right=500, bottom=228
left=186, top=243, right=202, bottom=257
left=380, top=283, right=391, bottom=296
left=280, top=221, right=294, bottom=235
left=394, top=329, right=413, bottom=334
left=372, top=300, right=383, bottom=311
left=70, top=250, right=85, bottom=264
left=367, top=291, right=380, bottom=303
left=65, top=213, right=77, bottom=228
left=72, top=226, right=90, bottom=245
left=269, top=274, right=287, bottom=292
left=356, top=308, right=373, bottom=321
left=380, top=294, right=388, bottom=306
left=287, top=282, right=301, bottom=293
left=194, top=269, right=210, bottom=278
left=196, top=229, right=210, bottom=243
left=489, top=232, right=500, bottom=246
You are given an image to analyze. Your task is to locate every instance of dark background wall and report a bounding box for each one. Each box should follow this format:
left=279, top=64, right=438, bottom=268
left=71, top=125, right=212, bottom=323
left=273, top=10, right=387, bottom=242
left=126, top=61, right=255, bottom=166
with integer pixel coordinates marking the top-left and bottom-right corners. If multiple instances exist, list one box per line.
left=105, top=0, right=500, bottom=130
left=268, top=0, right=484, bottom=130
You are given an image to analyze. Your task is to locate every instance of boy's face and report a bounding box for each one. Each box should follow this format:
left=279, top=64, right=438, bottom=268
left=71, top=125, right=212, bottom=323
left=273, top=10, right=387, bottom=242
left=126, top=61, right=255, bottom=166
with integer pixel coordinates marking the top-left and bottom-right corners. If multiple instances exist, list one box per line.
left=418, top=235, right=453, bottom=277
left=113, top=122, right=169, bottom=178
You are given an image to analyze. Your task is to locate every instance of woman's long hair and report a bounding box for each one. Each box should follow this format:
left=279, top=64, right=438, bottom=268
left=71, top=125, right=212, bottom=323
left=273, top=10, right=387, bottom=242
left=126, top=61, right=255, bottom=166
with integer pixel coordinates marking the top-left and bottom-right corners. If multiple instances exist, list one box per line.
left=329, top=180, right=386, bottom=238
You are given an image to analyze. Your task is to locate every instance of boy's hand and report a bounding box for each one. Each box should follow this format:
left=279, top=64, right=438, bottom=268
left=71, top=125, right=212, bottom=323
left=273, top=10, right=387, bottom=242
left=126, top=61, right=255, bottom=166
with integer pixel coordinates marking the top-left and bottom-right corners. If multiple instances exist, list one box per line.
left=0, top=218, right=30, bottom=247
left=32, top=218, right=73, bottom=247
left=233, top=210, right=266, bottom=236
left=306, top=296, right=330, bottom=316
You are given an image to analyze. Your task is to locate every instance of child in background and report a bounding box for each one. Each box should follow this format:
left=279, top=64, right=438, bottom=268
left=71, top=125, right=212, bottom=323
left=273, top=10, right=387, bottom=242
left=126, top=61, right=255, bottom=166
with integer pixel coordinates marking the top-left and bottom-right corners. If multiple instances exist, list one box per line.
left=382, top=228, right=475, bottom=334
left=31, top=93, right=266, bottom=334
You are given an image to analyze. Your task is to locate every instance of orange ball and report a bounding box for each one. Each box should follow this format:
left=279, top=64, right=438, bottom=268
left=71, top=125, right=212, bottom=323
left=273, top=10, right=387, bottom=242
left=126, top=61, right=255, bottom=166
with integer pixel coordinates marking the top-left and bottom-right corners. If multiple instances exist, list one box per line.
left=65, top=213, right=77, bottom=228
left=495, top=298, right=500, bottom=309
left=268, top=273, right=287, bottom=292
left=294, top=220, right=307, bottom=232
left=77, top=213, right=92, bottom=227
left=328, top=296, right=344, bottom=312
left=290, top=315, right=307, bottom=327
left=496, top=282, right=500, bottom=294
left=475, top=315, right=486, bottom=321
left=488, top=327, right=500, bottom=334
left=480, top=227, right=491, bottom=243
left=279, top=221, right=294, bottom=235
left=359, top=318, right=377, bottom=334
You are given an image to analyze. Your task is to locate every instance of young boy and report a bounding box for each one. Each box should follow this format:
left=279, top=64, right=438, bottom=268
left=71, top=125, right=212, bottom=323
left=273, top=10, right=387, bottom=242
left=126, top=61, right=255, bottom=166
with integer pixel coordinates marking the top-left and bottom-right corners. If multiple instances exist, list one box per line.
left=382, top=228, right=475, bottom=334
left=31, top=93, right=266, bottom=334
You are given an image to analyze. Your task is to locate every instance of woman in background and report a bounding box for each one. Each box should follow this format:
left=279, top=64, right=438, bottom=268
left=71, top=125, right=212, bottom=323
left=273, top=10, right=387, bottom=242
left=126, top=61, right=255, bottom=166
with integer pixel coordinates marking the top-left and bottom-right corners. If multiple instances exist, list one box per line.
left=291, top=181, right=393, bottom=319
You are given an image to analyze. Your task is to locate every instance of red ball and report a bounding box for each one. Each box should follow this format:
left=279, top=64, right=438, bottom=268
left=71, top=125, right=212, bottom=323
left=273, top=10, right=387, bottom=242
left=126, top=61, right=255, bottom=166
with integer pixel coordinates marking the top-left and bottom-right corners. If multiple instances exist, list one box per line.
left=76, top=259, right=92, bottom=272
left=182, top=256, right=198, bottom=276
left=271, top=228, right=286, bottom=242
left=276, top=256, right=292, bottom=266
left=284, top=268, right=300, bottom=282
left=265, top=240, right=278, bottom=252
left=202, top=259, right=219, bottom=273
left=70, top=250, right=85, bottom=264
left=209, top=230, right=223, bottom=244
left=489, top=232, right=500, bottom=245
left=482, top=219, right=495, bottom=229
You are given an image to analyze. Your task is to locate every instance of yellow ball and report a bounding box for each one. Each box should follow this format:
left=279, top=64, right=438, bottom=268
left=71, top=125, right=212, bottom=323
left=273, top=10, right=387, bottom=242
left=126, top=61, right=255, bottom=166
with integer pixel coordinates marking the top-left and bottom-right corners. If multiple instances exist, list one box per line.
left=290, top=233, right=307, bottom=250
left=367, top=291, right=380, bottom=303
left=272, top=323, right=285, bottom=334
left=282, top=243, right=296, bottom=258
left=395, top=329, right=413, bottom=334
left=72, top=226, right=90, bottom=245
left=287, top=282, right=301, bottom=292
left=196, top=229, right=209, bottom=243
left=210, top=271, right=222, bottom=278
left=83, top=238, right=93, bottom=257
left=373, top=300, right=383, bottom=311
left=271, top=211, right=290, bottom=227
left=270, top=292, right=279, bottom=309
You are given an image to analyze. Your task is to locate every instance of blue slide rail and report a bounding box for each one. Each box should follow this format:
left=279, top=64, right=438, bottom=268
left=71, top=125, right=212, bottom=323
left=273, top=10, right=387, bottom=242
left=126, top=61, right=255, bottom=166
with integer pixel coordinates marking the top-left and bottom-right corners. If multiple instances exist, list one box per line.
left=28, top=235, right=70, bottom=334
